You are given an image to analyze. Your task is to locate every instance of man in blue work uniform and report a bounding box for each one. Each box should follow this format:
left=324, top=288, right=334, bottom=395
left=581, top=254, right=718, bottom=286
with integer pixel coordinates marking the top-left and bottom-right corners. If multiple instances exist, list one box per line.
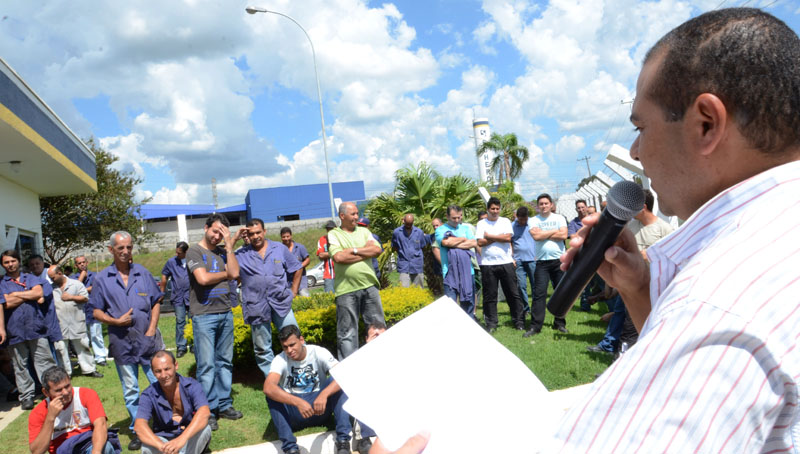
left=280, top=227, right=310, bottom=297
left=71, top=255, right=107, bottom=366
left=511, top=206, right=536, bottom=315
left=159, top=242, right=190, bottom=358
left=227, top=218, right=302, bottom=378
left=391, top=214, right=430, bottom=288
left=88, top=231, right=164, bottom=451
left=0, top=249, right=57, bottom=410
left=135, top=350, right=211, bottom=454
left=185, top=214, right=242, bottom=431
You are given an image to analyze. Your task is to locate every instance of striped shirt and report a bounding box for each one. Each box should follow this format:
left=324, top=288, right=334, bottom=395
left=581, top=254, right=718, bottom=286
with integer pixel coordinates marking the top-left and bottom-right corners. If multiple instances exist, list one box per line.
left=556, top=160, right=800, bottom=453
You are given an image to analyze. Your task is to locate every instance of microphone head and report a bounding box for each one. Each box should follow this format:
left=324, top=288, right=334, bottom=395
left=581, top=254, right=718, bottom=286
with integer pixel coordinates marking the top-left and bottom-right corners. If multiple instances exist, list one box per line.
left=606, top=180, right=646, bottom=221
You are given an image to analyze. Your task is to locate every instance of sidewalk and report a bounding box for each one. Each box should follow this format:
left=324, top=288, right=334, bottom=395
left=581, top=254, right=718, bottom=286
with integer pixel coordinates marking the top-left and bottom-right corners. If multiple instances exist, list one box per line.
left=0, top=400, right=23, bottom=433
left=219, top=384, right=593, bottom=454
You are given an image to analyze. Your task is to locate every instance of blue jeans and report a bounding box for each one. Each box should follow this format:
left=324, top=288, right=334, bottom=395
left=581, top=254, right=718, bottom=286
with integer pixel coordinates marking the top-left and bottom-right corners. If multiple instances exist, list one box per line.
left=335, top=286, right=385, bottom=360
left=87, top=321, right=107, bottom=362
left=515, top=260, right=535, bottom=314
left=79, top=440, right=116, bottom=454
left=266, top=378, right=373, bottom=453
left=444, top=283, right=476, bottom=319
left=324, top=278, right=335, bottom=293
left=192, top=311, right=234, bottom=413
left=597, top=295, right=626, bottom=352
left=141, top=424, right=212, bottom=454
left=251, top=309, right=299, bottom=377
left=174, top=303, right=188, bottom=351
left=115, top=361, right=156, bottom=431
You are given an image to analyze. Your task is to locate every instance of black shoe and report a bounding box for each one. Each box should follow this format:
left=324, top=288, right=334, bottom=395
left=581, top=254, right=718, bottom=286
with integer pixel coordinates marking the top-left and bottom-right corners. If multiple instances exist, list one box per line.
left=523, top=328, right=540, bottom=338
left=515, top=324, right=525, bottom=331
left=208, top=415, right=219, bottom=431
left=84, top=371, right=104, bottom=378
left=485, top=325, right=497, bottom=334
left=357, top=438, right=373, bottom=453
left=177, top=349, right=187, bottom=358
left=218, top=406, right=243, bottom=420
left=555, top=325, right=569, bottom=334
left=586, top=345, right=613, bottom=355
left=283, top=449, right=300, bottom=454
left=97, top=360, right=107, bottom=367
left=21, top=398, right=35, bottom=410
left=128, top=435, right=142, bottom=450
left=335, top=440, right=351, bottom=454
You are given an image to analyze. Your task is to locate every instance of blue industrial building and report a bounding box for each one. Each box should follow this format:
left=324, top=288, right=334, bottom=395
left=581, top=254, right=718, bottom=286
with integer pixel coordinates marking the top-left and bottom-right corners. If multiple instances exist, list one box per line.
left=246, top=181, right=365, bottom=222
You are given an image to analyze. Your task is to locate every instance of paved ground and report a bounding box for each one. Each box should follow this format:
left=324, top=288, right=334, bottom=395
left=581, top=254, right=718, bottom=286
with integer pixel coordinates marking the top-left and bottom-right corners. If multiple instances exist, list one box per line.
left=0, top=399, right=23, bottom=433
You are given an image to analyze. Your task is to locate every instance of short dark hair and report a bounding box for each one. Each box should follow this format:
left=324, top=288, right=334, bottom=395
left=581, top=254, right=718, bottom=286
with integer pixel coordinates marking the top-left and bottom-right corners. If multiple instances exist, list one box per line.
left=41, top=366, right=70, bottom=391
left=537, top=193, right=553, bottom=204
left=205, top=213, right=230, bottom=228
left=645, top=8, right=800, bottom=155
left=575, top=199, right=587, bottom=207
left=486, top=197, right=501, bottom=209
left=176, top=241, right=189, bottom=252
left=643, top=188, right=655, bottom=213
left=446, top=205, right=463, bottom=217
left=280, top=227, right=292, bottom=235
left=151, top=349, right=176, bottom=365
left=278, top=325, right=302, bottom=342
left=477, top=210, right=487, bottom=218
left=1, top=249, right=20, bottom=261
left=516, top=206, right=529, bottom=217
left=367, top=321, right=387, bottom=333
left=27, top=254, right=44, bottom=264
left=247, top=218, right=265, bottom=229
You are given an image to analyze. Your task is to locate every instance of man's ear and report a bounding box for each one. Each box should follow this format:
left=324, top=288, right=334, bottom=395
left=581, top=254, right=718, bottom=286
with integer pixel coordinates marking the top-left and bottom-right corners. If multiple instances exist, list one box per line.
left=686, top=93, right=728, bottom=157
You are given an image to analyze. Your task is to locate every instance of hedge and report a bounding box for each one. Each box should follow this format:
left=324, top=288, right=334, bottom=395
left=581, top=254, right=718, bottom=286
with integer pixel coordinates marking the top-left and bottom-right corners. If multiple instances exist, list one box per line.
left=185, top=286, right=434, bottom=368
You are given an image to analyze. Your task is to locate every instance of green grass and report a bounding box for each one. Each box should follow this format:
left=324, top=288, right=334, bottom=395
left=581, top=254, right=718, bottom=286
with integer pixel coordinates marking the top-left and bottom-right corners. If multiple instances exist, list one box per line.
left=0, top=276, right=612, bottom=452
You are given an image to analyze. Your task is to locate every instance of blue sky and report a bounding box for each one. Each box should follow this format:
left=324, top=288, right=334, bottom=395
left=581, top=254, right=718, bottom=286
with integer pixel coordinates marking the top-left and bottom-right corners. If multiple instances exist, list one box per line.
left=1, top=0, right=798, bottom=207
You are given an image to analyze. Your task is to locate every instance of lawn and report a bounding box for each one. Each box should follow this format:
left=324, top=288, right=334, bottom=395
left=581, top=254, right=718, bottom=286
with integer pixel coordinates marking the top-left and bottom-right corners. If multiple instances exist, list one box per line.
left=0, top=278, right=613, bottom=453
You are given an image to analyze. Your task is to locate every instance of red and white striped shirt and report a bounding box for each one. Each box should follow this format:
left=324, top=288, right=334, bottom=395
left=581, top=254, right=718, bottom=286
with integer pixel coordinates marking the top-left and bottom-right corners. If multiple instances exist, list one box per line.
left=556, top=160, right=800, bottom=453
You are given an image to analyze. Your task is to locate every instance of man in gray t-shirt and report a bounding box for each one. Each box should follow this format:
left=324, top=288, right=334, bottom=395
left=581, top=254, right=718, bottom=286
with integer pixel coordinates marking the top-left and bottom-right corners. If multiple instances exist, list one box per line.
left=186, top=213, right=242, bottom=429
left=263, top=325, right=375, bottom=454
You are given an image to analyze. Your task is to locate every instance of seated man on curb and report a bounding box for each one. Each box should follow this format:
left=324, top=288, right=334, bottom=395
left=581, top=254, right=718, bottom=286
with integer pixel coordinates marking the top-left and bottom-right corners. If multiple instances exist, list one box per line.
left=28, top=366, right=120, bottom=454
left=134, top=350, right=211, bottom=454
left=263, top=325, right=375, bottom=454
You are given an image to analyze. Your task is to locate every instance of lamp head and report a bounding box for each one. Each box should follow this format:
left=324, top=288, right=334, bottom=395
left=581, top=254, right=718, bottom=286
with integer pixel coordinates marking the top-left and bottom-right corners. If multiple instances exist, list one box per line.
left=245, top=6, right=267, bottom=14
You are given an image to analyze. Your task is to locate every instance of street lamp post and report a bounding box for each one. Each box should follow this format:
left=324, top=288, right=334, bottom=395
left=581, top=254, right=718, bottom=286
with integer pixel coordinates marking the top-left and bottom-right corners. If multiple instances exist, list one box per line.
left=246, top=6, right=337, bottom=221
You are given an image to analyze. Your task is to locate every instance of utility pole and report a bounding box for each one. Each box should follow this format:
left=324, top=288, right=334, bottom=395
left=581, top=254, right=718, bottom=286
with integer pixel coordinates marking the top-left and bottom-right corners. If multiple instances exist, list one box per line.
left=577, top=156, right=592, bottom=178
left=211, top=178, right=218, bottom=210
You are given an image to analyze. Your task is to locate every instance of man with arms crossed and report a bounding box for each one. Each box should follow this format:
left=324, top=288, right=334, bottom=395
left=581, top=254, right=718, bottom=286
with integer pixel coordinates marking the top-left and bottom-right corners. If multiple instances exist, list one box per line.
left=135, top=351, right=211, bottom=454
left=435, top=205, right=479, bottom=318
left=557, top=8, right=800, bottom=452
left=391, top=214, right=430, bottom=288
left=328, top=202, right=385, bottom=360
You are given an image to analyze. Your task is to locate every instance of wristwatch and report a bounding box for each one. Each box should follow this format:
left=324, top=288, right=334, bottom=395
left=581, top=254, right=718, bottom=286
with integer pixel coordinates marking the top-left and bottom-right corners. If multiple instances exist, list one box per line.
left=353, top=248, right=359, bottom=256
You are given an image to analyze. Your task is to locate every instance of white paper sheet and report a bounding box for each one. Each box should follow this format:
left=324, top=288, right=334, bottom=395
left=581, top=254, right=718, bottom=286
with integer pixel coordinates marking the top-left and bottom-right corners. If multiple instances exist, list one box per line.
left=331, top=297, right=551, bottom=453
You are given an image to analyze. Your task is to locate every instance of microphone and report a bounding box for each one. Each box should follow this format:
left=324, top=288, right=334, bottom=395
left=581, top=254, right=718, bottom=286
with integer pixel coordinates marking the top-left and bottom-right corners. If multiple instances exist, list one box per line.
left=546, top=180, right=645, bottom=318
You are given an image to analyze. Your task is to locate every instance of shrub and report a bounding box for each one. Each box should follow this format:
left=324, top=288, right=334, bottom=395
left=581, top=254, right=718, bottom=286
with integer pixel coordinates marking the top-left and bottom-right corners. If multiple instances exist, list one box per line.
left=185, top=286, right=434, bottom=368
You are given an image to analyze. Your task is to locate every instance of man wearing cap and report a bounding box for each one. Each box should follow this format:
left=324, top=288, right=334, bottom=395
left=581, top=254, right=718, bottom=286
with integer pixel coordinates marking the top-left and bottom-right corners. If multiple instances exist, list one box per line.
left=316, top=221, right=337, bottom=293
left=391, top=214, right=430, bottom=288
left=328, top=202, right=385, bottom=359
left=356, top=217, right=382, bottom=280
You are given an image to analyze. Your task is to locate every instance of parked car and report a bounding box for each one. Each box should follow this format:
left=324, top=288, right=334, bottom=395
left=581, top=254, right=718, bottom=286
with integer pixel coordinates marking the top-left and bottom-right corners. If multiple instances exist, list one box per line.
left=307, top=261, right=325, bottom=287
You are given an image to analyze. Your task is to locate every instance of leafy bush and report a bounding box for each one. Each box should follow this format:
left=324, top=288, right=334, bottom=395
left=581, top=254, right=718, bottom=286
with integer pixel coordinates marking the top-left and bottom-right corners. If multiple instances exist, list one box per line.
left=185, top=286, right=434, bottom=367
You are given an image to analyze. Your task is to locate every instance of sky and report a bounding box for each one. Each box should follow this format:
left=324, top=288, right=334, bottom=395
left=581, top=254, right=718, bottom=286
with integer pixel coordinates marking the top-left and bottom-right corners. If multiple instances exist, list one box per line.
left=1, top=0, right=798, bottom=207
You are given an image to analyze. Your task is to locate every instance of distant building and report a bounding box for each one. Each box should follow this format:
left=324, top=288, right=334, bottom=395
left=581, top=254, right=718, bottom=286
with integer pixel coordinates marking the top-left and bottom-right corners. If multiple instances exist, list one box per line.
left=246, top=181, right=365, bottom=221
left=139, top=203, right=247, bottom=233
left=0, top=57, right=96, bottom=263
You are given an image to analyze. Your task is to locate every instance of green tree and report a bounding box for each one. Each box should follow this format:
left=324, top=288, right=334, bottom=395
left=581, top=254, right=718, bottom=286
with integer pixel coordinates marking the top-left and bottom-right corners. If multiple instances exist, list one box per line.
left=489, top=180, right=528, bottom=219
left=366, top=162, right=484, bottom=293
left=40, top=138, right=151, bottom=263
left=476, top=132, right=530, bottom=184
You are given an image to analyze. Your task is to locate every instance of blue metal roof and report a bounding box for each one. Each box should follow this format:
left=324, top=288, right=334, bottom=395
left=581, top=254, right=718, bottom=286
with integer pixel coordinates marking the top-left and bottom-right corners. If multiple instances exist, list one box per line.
left=139, top=203, right=246, bottom=220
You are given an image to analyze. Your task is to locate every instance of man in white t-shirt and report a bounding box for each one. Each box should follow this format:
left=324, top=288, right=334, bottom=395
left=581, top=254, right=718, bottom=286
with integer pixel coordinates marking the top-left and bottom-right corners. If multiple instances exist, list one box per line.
left=524, top=193, right=569, bottom=337
left=263, top=325, right=374, bottom=454
left=475, top=197, right=525, bottom=333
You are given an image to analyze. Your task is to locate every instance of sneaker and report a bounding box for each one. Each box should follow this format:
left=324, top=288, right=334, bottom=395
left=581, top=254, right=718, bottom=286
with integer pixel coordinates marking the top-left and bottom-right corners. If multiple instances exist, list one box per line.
left=21, top=398, right=35, bottom=410
left=177, top=349, right=187, bottom=358
left=208, top=415, right=219, bottom=431
left=128, top=435, right=142, bottom=450
left=83, top=371, right=104, bottom=378
left=218, top=406, right=243, bottom=420
left=357, top=438, right=373, bottom=453
left=555, top=325, right=569, bottom=334
left=335, top=440, right=351, bottom=454
left=586, top=345, right=613, bottom=355
left=523, top=328, right=540, bottom=338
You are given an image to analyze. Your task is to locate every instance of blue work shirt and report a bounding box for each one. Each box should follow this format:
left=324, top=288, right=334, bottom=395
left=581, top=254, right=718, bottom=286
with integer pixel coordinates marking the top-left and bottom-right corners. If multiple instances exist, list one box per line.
left=234, top=241, right=301, bottom=325
left=136, top=374, right=209, bottom=439
left=161, top=256, right=190, bottom=306
left=511, top=219, right=537, bottom=262
left=391, top=226, right=430, bottom=274
left=287, top=242, right=309, bottom=291
left=435, top=223, right=475, bottom=277
left=567, top=217, right=583, bottom=237
left=71, top=271, right=97, bottom=323
left=0, top=273, right=51, bottom=345
left=87, top=263, right=164, bottom=365
left=371, top=232, right=382, bottom=279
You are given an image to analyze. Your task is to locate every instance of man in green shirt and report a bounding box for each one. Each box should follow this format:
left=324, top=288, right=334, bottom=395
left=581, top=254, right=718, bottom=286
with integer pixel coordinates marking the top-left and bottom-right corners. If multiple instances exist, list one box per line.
left=327, top=202, right=386, bottom=359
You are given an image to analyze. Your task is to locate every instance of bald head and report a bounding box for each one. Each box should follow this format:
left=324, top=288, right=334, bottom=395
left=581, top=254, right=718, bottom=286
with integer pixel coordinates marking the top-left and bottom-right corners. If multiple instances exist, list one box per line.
left=403, top=214, right=414, bottom=228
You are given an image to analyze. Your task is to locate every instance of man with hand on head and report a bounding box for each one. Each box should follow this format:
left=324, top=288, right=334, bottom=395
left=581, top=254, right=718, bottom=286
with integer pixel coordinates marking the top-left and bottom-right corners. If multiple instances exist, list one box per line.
left=28, top=366, right=119, bottom=454
left=160, top=242, right=191, bottom=358
left=88, top=231, right=163, bottom=451
left=134, top=351, right=211, bottom=454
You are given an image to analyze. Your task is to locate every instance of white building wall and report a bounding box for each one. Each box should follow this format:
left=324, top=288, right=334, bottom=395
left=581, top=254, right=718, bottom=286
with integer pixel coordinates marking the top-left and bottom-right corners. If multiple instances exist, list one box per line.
left=0, top=175, right=43, bottom=254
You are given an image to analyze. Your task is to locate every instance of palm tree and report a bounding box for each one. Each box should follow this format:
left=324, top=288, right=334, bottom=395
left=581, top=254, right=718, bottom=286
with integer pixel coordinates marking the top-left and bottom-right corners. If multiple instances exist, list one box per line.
left=476, top=132, right=530, bottom=184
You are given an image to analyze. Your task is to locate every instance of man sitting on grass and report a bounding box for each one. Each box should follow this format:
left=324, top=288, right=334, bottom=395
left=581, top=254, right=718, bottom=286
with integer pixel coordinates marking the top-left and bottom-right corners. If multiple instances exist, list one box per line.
left=134, top=350, right=211, bottom=454
left=263, top=325, right=375, bottom=454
